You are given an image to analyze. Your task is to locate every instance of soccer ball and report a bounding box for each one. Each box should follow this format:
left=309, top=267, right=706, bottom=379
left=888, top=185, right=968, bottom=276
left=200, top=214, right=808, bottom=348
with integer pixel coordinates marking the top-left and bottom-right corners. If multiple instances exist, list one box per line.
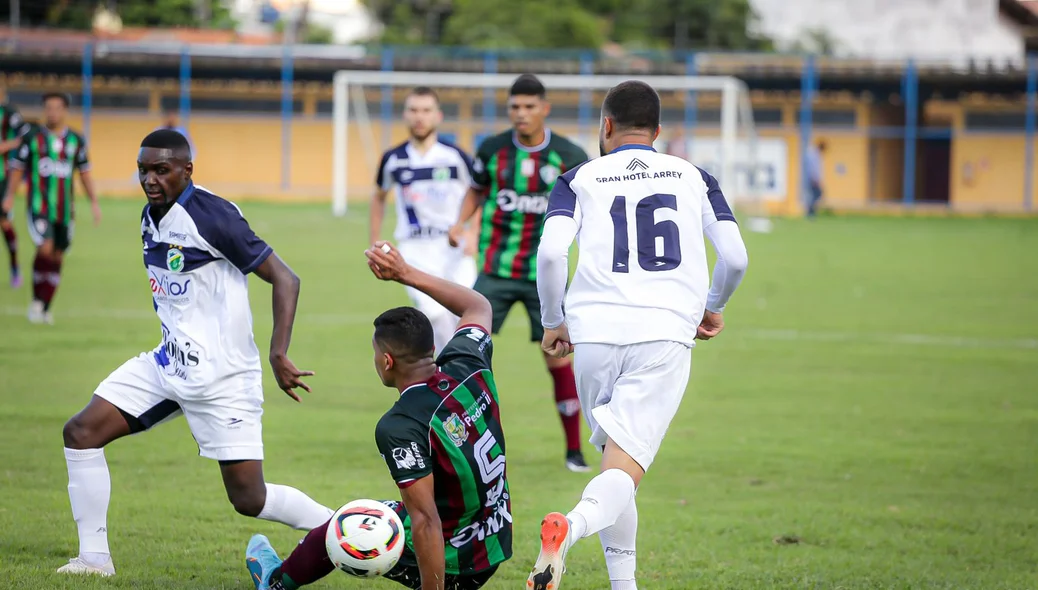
left=325, top=499, right=405, bottom=577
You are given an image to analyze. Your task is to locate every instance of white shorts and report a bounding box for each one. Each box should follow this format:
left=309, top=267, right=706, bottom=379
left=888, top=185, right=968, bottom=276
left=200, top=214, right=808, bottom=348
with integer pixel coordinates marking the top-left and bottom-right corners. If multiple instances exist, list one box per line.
left=397, top=238, right=477, bottom=321
left=95, top=353, right=264, bottom=461
left=573, top=341, right=692, bottom=471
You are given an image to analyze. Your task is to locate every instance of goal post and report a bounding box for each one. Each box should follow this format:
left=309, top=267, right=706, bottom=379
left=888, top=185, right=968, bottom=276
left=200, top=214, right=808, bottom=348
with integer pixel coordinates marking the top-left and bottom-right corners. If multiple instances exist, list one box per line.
left=331, top=70, right=762, bottom=225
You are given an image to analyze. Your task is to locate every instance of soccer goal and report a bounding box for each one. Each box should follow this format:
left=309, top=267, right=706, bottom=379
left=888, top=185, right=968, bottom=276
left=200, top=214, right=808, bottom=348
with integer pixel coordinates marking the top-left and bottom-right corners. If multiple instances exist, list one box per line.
left=331, top=70, right=765, bottom=228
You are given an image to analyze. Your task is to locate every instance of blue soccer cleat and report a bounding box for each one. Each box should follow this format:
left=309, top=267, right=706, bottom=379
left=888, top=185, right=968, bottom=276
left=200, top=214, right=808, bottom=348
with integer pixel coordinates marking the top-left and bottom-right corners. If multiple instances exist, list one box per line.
left=245, top=534, right=283, bottom=590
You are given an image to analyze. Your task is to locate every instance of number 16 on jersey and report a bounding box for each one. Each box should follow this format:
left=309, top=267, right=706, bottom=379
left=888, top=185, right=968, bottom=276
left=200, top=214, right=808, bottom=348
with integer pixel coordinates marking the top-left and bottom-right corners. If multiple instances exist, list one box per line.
left=609, top=193, right=682, bottom=273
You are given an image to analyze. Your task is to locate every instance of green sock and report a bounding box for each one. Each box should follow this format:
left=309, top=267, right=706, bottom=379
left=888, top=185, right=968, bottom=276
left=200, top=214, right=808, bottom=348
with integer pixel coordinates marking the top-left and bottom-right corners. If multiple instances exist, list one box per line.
left=269, top=567, right=300, bottom=590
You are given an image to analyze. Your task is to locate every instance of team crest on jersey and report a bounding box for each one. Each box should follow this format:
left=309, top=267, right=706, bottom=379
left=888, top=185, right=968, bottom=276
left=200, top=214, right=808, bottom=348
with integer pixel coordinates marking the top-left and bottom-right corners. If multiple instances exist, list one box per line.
left=166, top=247, right=185, bottom=272
left=433, top=167, right=451, bottom=181
left=539, top=164, right=560, bottom=185
left=66, top=142, right=77, bottom=157
left=444, top=413, right=468, bottom=447
left=51, top=139, right=62, bottom=153
left=520, top=158, right=535, bottom=178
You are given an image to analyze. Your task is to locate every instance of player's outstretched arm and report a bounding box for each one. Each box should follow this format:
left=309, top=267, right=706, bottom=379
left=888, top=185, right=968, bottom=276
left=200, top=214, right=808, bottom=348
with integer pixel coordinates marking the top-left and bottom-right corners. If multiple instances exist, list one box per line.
left=79, top=170, right=102, bottom=226
left=365, top=241, right=493, bottom=331
left=399, top=475, right=446, bottom=590
left=254, top=253, right=314, bottom=400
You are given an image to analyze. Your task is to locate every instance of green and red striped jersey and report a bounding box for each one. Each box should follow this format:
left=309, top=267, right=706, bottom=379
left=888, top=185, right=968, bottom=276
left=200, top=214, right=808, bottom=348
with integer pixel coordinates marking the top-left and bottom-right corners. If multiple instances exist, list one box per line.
left=471, top=130, right=588, bottom=281
left=10, top=126, right=90, bottom=223
left=0, top=103, right=31, bottom=183
left=374, top=325, right=511, bottom=576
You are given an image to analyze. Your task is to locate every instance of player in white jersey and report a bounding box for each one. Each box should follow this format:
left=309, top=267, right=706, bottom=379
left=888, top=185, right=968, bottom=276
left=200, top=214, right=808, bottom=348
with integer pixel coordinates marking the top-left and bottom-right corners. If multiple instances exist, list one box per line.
left=55, top=130, right=333, bottom=577
left=526, top=81, right=749, bottom=590
left=370, top=86, right=479, bottom=353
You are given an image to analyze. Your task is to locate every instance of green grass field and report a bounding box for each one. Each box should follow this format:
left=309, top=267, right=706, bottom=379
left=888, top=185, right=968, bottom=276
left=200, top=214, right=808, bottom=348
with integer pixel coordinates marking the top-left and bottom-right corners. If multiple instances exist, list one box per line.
left=1, top=200, right=1036, bottom=590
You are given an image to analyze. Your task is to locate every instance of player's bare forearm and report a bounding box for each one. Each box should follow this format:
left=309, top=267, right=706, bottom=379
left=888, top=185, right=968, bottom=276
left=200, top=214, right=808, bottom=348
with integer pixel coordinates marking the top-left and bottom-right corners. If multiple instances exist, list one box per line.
left=0, top=139, right=20, bottom=154
left=457, top=188, right=484, bottom=225
left=369, top=188, right=388, bottom=245
left=2, top=167, right=23, bottom=210
left=80, top=170, right=98, bottom=203
left=255, top=252, right=301, bottom=359
left=367, top=243, right=493, bottom=330
left=400, top=477, right=446, bottom=590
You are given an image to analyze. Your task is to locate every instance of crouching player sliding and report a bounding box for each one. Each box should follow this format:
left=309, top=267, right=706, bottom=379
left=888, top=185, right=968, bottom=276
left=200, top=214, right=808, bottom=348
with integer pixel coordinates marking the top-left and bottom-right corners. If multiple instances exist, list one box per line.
left=245, top=242, right=511, bottom=590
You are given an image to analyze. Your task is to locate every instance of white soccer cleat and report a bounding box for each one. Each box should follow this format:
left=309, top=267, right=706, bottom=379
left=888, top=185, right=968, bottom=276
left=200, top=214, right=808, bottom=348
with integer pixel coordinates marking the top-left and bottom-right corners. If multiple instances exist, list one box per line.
left=27, top=300, right=45, bottom=324
left=527, top=512, right=570, bottom=590
left=56, top=556, right=116, bottom=577
left=43, top=311, right=54, bottom=325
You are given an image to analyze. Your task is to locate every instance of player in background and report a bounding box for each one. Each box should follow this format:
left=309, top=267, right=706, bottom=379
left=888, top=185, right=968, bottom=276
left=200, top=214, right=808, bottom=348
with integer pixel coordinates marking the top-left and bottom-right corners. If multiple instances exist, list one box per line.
left=448, top=74, right=591, bottom=473
left=370, top=86, right=478, bottom=353
left=56, top=130, right=332, bottom=577
left=245, top=242, right=509, bottom=590
left=1, top=92, right=101, bottom=323
left=0, top=99, right=31, bottom=287
left=527, top=81, right=749, bottom=590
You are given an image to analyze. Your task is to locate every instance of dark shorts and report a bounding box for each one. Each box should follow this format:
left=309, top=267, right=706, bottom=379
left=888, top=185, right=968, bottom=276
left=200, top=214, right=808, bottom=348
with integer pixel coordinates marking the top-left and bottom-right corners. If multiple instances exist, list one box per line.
left=379, top=500, right=500, bottom=590
left=27, top=212, right=73, bottom=252
left=472, top=273, right=543, bottom=342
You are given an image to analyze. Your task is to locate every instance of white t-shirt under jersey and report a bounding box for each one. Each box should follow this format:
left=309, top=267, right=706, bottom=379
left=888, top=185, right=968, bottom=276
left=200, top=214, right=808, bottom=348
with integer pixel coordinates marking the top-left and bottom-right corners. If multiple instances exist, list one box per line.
left=141, top=183, right=271, bottom=399
left=536, top=144, right=747, bottom=347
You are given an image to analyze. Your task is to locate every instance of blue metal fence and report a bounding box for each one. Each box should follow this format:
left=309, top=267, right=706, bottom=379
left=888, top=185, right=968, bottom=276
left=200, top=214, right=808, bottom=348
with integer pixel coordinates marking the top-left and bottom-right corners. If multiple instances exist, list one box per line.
left=69, top=43, right=1037, bottom=209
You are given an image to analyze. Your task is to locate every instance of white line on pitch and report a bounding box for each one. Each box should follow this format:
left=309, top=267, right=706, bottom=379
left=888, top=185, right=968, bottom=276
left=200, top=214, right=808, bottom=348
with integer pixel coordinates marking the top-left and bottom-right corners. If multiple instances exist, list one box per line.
left=3, top=306, right=1036, bottom=351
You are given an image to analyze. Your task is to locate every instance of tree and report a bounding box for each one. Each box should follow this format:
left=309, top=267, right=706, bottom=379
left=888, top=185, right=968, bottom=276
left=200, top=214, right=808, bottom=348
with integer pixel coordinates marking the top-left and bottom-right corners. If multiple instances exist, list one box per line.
left=442, top=0, right=605, bottom=49
left=45, top=0, right=236, bottom=30
left=610, top=0, right=772, bottom=51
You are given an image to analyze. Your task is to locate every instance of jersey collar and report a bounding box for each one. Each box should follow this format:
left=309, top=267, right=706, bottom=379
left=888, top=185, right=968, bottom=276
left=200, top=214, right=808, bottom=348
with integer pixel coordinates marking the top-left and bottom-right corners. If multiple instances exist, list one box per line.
left=176, top=182, right=196, bottom=206
left=610, top=144, right=656, bottom=154
left=512, top=129, right=551, bottom=153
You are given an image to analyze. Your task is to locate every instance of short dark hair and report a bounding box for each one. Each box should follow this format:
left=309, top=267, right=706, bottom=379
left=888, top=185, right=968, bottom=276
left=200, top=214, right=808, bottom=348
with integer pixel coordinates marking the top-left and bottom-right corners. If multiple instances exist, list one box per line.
left=510, top=74, right=546, bottom=98
left=373, top=307, right=435, bottom=361
left=140, top=129, right=192, bottom=160
left=602, top=81, right=660, bottom=132
left=408, top=86, right=440, bottom=104
left=42, top=92, right=71, bottom=108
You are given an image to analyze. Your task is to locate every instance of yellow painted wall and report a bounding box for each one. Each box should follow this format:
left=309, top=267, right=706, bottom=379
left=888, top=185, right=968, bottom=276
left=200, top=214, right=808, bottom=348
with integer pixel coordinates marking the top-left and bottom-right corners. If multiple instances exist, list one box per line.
left=951, top=135, right=1028, bottom=209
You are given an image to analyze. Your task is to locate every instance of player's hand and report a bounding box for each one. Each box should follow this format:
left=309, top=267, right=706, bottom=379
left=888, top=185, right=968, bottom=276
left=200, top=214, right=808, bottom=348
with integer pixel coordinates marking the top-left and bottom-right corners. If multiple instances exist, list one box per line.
left=447, top=223, right=464, bottom=248
left=0, top=196, right=11, bottom=217
left=697, top=311, right=725, bottom=340
left=90, top=201, right=102, bottom=226
left=269, top=352, right=314, bottom=402
left=542, top=324, right=573, bottom=358
left=462, top=225, right=478, bottom=257
left=365, top=241, right=412, bottom=283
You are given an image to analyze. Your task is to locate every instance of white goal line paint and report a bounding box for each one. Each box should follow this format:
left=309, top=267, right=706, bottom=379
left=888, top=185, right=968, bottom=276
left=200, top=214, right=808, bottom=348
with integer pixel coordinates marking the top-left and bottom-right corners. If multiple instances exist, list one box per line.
left=4, top=306, right=1036, bottom=351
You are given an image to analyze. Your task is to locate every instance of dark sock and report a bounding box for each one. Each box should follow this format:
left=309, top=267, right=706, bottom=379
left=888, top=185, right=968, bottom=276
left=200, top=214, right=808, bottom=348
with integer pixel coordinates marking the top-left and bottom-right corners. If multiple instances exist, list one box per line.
left=38, top=257, right=61, bottom=311
left=32, top=254, right=46, bottom=302
left=549, top=364, right=582, bottom=452
left=2, top=225, right=17, bottom=272
left=275, top=519, right=335, bottom=588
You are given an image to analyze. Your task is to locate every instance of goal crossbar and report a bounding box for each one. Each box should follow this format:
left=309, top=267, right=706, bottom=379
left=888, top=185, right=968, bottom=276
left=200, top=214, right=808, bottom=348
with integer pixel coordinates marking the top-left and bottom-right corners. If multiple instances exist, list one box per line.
left=332, top=70, right=756, bottom=216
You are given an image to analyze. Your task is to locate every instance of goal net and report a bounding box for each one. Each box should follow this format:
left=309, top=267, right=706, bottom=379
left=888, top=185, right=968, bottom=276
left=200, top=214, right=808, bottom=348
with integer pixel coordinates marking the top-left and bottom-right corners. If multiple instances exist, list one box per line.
left=331, top=71, right=765, bottom=228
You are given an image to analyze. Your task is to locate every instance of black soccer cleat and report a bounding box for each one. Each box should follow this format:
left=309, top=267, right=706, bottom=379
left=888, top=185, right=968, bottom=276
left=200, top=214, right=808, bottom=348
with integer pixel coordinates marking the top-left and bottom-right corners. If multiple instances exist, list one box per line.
left=565, top=450, right=591, bottom=473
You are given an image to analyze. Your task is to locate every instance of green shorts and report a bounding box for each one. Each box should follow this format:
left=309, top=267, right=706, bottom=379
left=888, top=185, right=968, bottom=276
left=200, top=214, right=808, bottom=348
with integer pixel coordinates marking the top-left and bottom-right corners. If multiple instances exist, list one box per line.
left=473, top=273, right=543, bottom=342
left=28, top=212, right=74, bottom=252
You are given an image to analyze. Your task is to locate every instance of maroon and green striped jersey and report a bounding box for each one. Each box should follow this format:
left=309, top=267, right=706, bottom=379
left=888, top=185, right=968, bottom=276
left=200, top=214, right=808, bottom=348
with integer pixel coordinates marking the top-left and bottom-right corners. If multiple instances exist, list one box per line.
left=374, top=325, right=511, bottom=576
left=0, top=103, right=31, bottom=183
left=10, top=126, right=90, bottom=223
left=471, top=130, right=588, bottom=281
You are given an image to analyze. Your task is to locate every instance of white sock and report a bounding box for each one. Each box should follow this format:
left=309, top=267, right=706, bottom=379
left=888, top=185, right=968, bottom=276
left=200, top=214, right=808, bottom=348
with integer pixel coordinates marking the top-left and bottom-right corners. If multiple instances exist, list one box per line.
left=565, top=469, right=636, bottom=549
left=256, top=483, right=333, bottom=530
left=432, top=314, right=459, bottom=355
left=600, top=496, right=638, bottom=590
left=64, top=448, right=111, bottom=562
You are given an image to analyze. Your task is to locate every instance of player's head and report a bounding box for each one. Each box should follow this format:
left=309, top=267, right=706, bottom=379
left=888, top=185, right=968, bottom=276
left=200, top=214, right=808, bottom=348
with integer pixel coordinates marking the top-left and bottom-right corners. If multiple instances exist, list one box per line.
left=599, top=80, right=661, bottom=156
left=508, top=74, right=550, bottom=140
left=372, top=307, right=436, bottom=388
left=41, top=92, right=71, bottom=129
left=403, top=86, right=442, bottom=142
left=138, top=129, right=193, bottom=208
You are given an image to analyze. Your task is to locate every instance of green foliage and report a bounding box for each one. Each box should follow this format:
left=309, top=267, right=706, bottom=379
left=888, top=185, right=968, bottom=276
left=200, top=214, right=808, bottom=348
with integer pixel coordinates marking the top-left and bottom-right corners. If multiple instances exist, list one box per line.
left=361, top=0, right=772, bottom=50
left=442, top=0, right=605, bottom=49
left=43, top=0, right=238, bottom=30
